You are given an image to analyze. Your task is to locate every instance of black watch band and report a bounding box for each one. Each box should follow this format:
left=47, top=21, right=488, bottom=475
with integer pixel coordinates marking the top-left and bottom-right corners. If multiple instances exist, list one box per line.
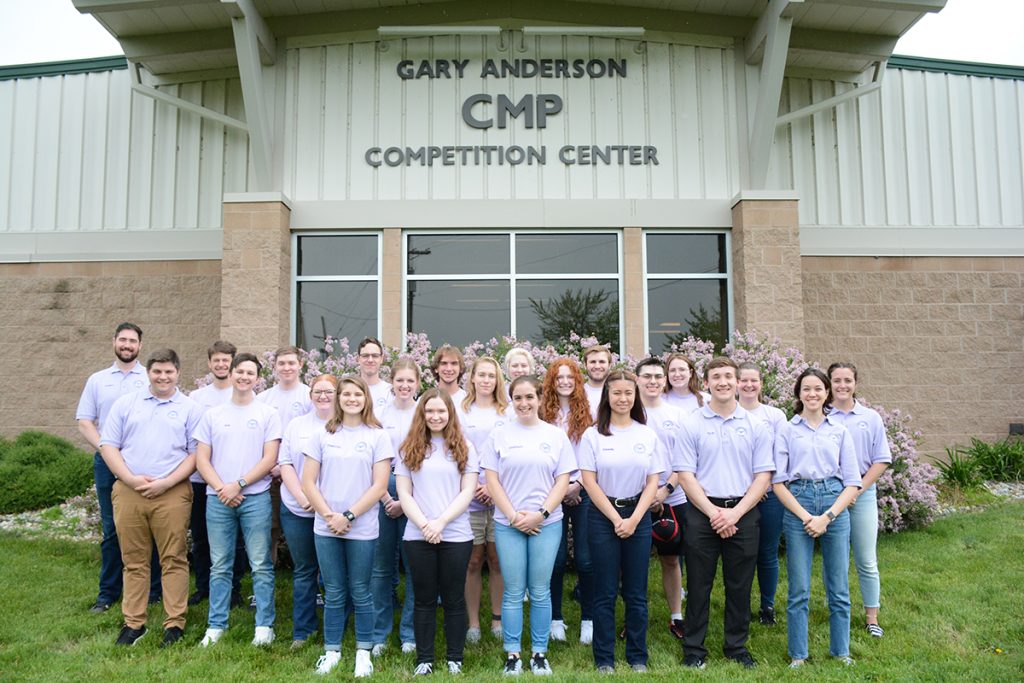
left=343, top=510, right=356, bottom=522
left=665, top=482, right=675, bottom=494
left=540, top=508, right=550, bottom=519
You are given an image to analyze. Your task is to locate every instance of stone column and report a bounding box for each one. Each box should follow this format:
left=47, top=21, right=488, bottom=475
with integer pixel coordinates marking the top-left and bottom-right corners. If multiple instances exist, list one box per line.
left=381, top=228, right=403, bottom=349
left=623, top=227, right=646, bottom=358
left=730, top=192, right=805, bottom=350
left=221, top=194, right=292, bottom=353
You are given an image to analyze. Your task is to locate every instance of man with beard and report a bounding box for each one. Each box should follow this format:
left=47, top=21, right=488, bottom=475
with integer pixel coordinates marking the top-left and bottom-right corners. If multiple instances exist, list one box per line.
left=77, top=323, right=160, bottom=613
left=187, top=341, right=247, bottom=607
left=582, top=344, right=612, bottom=418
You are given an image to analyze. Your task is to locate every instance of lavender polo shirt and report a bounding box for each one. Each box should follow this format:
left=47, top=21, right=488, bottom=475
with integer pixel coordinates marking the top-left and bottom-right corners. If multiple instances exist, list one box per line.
left=195, top=400, right=282, bottom=496
left=457, top=404, right=509, bottom=513
left=583, top=383, right=603, bottom=420
left=304, top=424, right=394, bottom=540
left=773, top=414, right=862, bottom=488
left=643, top=403, right=687, bottom=506
left=826, top=402, right=892, bottom=477
left=395, top=436, right=478, bottom=543
left=480, top=421, right=577, bottom=527
left=367, top=380, right=393, bottom=416
left=257, top=383, right=312, bottom=431
left=663, top=391, right=703, bottom=415
left=278, top=411, right=327, bottom=518
left=187, top=383, right=233, bottom=483
left=381, top=403, right=416, bottom=457
left=76, top=362, right=147, bottom=436
left=577, top=422, right=664, bottom=499
left=100, top=388, right=203, bottom=479
left=676, top=405, right=775, bottom=499
left=745, top=403, right=788, bottom=439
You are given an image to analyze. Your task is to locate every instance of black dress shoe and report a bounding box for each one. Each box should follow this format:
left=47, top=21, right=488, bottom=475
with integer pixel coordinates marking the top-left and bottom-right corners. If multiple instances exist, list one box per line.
left=89, top=600, right=112, bottom=614
left=188, top=592, right=208, bottom=606
left=160, top=626, right=185, bottom=648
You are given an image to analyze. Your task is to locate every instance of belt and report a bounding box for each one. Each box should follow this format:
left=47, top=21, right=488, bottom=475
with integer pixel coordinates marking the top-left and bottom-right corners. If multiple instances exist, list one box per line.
left=608, top=493, right=642, bottom=508
left=708, top=496, right=742, bottom=508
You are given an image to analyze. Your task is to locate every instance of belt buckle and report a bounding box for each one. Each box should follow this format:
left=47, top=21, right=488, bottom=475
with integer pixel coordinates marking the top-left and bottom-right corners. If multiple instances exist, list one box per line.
left=613, top=497, right=627, bottom=508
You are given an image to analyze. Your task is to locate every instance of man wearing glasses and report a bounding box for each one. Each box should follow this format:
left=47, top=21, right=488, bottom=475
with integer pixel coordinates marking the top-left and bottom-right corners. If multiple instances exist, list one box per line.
left=356, top=337, right=392, bottom=413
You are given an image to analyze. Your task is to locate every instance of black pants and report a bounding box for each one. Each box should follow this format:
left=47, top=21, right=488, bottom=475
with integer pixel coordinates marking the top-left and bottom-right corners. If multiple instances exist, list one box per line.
left=404, top=539, right=474, bottom=664
left=682, top=503, right=760, bottom=659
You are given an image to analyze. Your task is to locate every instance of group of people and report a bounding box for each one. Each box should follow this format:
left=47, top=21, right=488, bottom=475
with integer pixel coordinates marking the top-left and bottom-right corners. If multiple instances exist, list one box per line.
left=77, top=324, right=892, bottom=675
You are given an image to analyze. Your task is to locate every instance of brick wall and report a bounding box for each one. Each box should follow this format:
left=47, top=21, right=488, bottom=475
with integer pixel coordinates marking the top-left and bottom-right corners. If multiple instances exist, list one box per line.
left=802, top=256, right=1024, bottom=455
left=0, top=260, right=221, bottom=446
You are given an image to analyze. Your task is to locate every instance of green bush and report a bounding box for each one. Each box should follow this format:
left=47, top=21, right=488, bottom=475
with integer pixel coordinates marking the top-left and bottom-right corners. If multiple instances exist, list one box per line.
left=0, top=431, right=94, bottom=514
left=961, top=437, right=1024, bottom=482
left=937, top=447, right=981, bottom=489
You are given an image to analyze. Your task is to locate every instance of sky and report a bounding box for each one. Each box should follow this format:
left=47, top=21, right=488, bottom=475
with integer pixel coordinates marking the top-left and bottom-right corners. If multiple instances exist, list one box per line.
left=0, top=0, right=1022, bottom=68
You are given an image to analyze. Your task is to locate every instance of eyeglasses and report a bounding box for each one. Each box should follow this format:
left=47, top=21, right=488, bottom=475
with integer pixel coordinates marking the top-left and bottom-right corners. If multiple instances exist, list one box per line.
left=359, top=353, right=382, bottom=360
left=638, top=373, right=665, bottom=381
left=312, top=390, right=336, bottom=397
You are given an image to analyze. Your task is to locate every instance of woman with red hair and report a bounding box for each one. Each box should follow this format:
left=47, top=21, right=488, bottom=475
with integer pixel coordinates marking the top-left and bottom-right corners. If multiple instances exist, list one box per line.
left=538, top=358, right=595, bottom=645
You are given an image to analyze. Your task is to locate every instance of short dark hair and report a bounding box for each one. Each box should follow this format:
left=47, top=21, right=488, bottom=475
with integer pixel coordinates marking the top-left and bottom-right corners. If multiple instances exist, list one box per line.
left=508, top=375, right=542, bottom=399
left=231, top=352, right=262, bottom=374
left=634, top=357, right=666, bottom=374
left=114, top=322, right=143, bottom=340
left=273, top=345, right=301, bottom=361
left=357, top=337, right=385, bottom=354
left=703, top=356, right=738, bottom=379
left=146, top=348, right=180, bottom=370
left=208, top=340, right=237, bottom=359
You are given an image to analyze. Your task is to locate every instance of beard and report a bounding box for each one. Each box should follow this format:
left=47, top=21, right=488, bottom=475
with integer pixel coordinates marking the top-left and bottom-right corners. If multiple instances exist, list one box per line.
left=116, top=347, right=139, bottom=363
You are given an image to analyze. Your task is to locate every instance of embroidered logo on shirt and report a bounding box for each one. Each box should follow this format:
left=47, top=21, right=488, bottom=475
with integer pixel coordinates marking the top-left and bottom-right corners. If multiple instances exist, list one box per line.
left=829, top=434, right=840, bottom=443
left=134, top=380, right=144, bottom=388
left=247, top=419, right=259, bottom=429
left=167, top=411, right=179, bottom=420
left=735, top=427, right=747, bottom=436
left=496, top=420, right=505, bottom=427
left=355, top=442, right=368, bottom=452
left=540, top=442, right=552, bottom=453
left=859, top=421, right=869, bottom=430
left=291, top=401, right=303, bottom=413
left=633, top=443, right=646, bottom=454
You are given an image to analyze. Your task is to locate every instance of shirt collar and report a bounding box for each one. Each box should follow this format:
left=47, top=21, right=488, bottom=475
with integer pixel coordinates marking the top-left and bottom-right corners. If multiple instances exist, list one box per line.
left=107, top=361, right=144, bottom=376
left=143, top=387, right=183, bottom=404
left=830, top=400, right=866, bottom=416
left=699, top=403, right=746, bottom=422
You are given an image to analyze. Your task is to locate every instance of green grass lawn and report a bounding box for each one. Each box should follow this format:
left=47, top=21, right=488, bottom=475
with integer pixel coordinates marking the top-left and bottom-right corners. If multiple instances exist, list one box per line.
left=2, top=502, right=1022, bottom=682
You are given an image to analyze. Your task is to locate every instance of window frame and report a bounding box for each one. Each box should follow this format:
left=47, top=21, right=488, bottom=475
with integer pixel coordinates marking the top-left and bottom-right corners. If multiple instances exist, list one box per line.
left=641, top=229, right=733, bottom=354
left=402, top=229, right=624, bottom=350
left=290, top=230, right=383, bottom=347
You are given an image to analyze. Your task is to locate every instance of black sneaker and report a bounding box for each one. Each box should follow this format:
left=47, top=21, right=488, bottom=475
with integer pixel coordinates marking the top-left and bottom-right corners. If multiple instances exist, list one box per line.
left=759, top=607, right=776, bottom=626
left=148, top=594, right=162, bottom=605
left=683, top=654, right=706, bottom=670
left=669, top=619, right=685, bottom=640
left=530, top=653, right=552, bottom=676
left=89, top=600, right=112, bottom=614
left=188, top=592, right=207, bottom=606
left=503, top=653, right=522, bottom=676
left=728, top=652, right=757, bottom=669
left=115, top=624, right=147, bottom=646
left=160, top=626, right=184, bottom=648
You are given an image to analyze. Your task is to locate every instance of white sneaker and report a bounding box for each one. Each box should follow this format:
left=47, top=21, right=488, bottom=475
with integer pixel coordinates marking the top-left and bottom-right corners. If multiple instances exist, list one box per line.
left=316, top=650, right=341, bottom=675
left=371, top=643, right=386, bottom=657
left=252, top=626, right=274, bottom=646
left=200, top=628, right=224, bottom=647
left=579, top=620, right=593, bottom=645
left=413, top=662, right=433, bottom=676
left=402, top=641, right=417, bottom=654
left=355, top=648, right=374, bottom=678
left=448, top=661, right=463, bottom=674
left=549, top=620, right=567, bottom=642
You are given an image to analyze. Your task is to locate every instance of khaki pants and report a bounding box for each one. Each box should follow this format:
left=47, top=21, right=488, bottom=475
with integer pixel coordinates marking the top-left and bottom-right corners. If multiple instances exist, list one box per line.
left=112, top=480, right=192, bottom=629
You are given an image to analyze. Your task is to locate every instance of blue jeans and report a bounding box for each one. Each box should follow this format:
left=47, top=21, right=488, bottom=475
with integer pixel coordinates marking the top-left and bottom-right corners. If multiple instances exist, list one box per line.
left=849, top=484, right=881, bottom=609
left=315, top=534, right=376, bottom=651
left=756, top=489, right=784, bottom=610
left=783, top=478, right=851, bottom=660
left=280, top=508, right=320, bottom=640
left=207, top=492, right=275, bottom=630
left=551, top=490, right=593, bottom=621
left=94, top=453, right=160, bottom=603
left=371, top=475, right=415, bottom=645
left=589, top=504, right=652, bottom=668
left=494, top=520, right=562, bottom=654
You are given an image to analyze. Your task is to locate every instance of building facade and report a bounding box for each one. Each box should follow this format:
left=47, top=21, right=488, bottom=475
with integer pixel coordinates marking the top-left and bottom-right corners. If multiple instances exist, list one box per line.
left=1, top=0, right=1021, bottom=455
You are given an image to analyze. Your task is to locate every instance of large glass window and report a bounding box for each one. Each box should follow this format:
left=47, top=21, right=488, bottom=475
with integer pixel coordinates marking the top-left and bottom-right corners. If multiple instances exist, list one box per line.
left=293, top=233, right=380, bottom=350
left=405, top=231, right=622, bottom=351
left=645, top=232, right=730, bottom=352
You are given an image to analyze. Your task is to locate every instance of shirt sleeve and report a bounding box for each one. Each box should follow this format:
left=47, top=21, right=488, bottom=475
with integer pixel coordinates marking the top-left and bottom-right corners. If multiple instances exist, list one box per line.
left=304, top=429, right=324, bottom=463
left=278, top=421, right=296, bottom=466
left=393, top=452, right=410, bottom=478
left=263, top=409, right=283, bottom=443
left=479, top=431, right=499, bottom=472
left=838, top=427, right=863, bottom=488
left=576, top=429, right=597, bottom=472
left=870, top=411, right=893, bottom=465
left=750, top=420, right=775, bottom=474
left=675, top=418, right=699, bottom=474
left=184, top=398, right=203, bottom=454
left=647, top=432, right=666, bottom=477
left=98, top=394, right=128, bottom=448
left=465, top=441, right=480, bottom=474
left=75, top=374, right=99, bottom=422
left=194, top=411, right=213, bottom=447
left=773, top=423, right=792, bottom=484
left=373, top=428, right=394, bottom=463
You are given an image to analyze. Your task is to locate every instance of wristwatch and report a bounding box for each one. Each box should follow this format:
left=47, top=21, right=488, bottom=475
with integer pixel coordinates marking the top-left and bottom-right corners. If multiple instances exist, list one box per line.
left=540, top=508, right=550, bottom=519
left=665, top=482, right=676, bottom=494
left=825, top=510, right=836, bottom=522
left=342, top=510, right=356, bottom=522
left=236, top=478, right=247, bottom=489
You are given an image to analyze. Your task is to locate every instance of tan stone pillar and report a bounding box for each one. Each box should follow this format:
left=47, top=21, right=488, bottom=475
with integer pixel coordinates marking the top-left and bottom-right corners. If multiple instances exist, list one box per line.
left=623, top=227, right=645, bottom=358
left=730, top=193, right=805, bottom=350
left=380, top=228, right=403, bottom=349
left=221, top=194, right=292, bottom=353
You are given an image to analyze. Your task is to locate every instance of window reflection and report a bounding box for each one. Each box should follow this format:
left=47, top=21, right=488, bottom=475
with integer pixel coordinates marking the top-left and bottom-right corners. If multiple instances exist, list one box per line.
left=646, top=278, right=728, bottom=352
left=516, top=279, right=620, bottom=353
left=407, top=279, right=511, bottom=347
left=646, top=233, right=726, bottom=274
left=296, top=281, right=377, bottom=351
left=515, top=234, right=618, bottom=274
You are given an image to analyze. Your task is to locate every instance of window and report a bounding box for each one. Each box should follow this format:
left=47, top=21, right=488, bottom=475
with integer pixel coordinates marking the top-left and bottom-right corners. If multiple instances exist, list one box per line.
left=293, top=233, right=380, bottom=350
left=405, top=231, right=622, bottom=351
left=644, top=232, right=730, bottom=353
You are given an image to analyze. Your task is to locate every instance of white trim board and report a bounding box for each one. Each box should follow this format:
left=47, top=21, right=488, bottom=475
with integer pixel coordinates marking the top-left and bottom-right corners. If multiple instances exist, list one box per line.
left=800, top=226, right=1024, bottom=257
left=0, top=230, right=223, bottom=263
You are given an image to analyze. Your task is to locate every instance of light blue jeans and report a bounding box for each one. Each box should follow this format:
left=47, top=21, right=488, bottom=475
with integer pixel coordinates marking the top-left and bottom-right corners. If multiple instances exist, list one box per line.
left=371, top=473, right=415, bottom=645
left=782, top=478, right=851, bottom=661
left=494, top=520, right=562, bottom=654
left=315, top=534, right=376, bottom=651
left=849, top=484, right=881, bottom=609
left=207, top=491, right=275, bottom=629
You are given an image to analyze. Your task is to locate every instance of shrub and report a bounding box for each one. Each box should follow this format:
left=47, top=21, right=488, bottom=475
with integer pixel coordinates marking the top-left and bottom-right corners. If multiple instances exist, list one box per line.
left=960, top=437, right=1024, bottom=482
left=0, top=431, right=94, bottom=514
left=937, top=447, right=982, bottom=489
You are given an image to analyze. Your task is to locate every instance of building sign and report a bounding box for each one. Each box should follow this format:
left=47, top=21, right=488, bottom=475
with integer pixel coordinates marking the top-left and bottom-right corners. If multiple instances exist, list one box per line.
left=365, top=57, right=659, bottom=168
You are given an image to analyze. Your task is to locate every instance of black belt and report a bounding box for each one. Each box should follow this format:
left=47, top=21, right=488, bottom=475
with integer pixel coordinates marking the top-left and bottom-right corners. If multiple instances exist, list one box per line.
left=708, top=496, right=742, bottom=508
left=608, top=493, right=642, bottom=508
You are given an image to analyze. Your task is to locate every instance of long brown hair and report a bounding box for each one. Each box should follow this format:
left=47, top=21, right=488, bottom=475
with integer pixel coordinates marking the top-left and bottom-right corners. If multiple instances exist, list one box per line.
left=538, top=359, right=591, bottom=444
left=596, top=370, right=646, bottom=436
left=462, top=356, right=509, bottom=413
left=399, top=389, right=470, bottom=473
left=665, top=353, right=705, bottom=408
left=326, top=375, right=382, bottom=433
